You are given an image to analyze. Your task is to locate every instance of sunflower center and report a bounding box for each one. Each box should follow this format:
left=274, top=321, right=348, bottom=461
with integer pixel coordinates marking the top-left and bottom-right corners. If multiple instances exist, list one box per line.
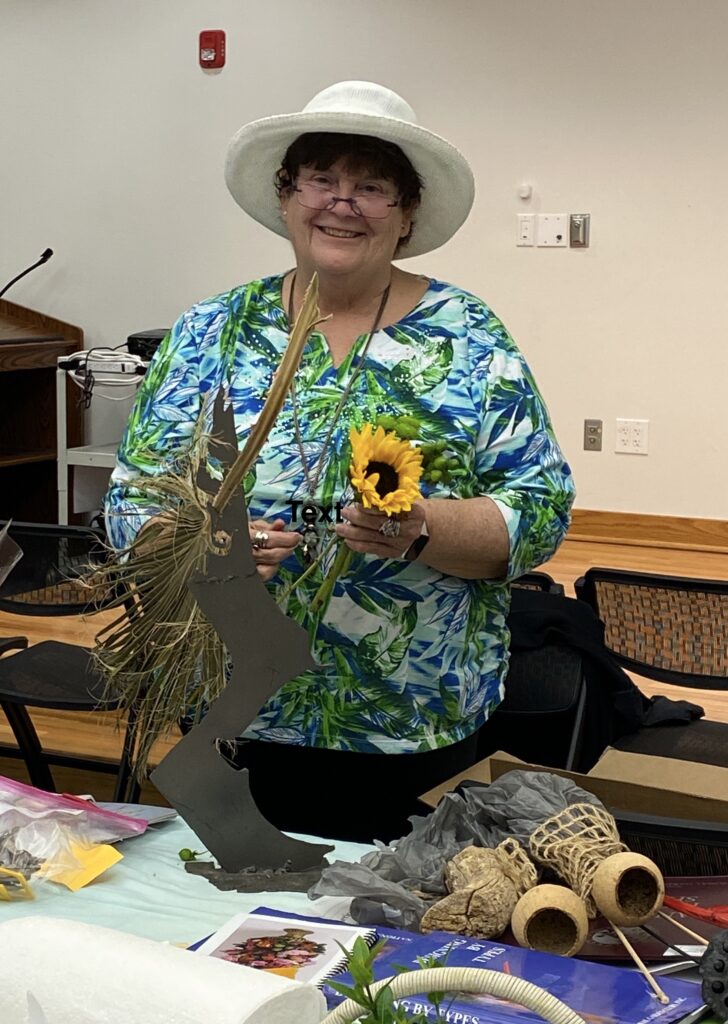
left=366, top=461, right=399, bottom=498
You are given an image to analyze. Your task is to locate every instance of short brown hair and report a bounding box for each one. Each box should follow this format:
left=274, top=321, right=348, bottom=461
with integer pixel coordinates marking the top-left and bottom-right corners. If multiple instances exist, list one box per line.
left=275, top=132, right=423, bottom=250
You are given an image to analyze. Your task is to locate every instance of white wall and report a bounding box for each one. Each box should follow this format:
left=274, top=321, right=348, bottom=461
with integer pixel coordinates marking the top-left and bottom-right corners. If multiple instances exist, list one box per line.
left=3, top=0, right=727, bottom=517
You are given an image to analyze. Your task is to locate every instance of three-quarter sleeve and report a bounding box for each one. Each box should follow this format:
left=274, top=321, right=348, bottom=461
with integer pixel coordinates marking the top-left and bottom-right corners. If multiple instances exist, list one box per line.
left=104, top=312, right=202, bottom=551
left=469, top=305, right=575, bottom=581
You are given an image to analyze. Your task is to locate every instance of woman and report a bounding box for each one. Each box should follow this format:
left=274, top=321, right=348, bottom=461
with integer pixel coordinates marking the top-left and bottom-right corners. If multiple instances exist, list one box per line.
left=106, top=81, right=575, bottom=843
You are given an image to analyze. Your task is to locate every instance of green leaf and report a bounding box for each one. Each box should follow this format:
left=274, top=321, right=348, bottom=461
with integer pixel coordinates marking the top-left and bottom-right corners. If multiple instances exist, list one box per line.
left=326, top=980, right=362, bottom=1002
left=358, top=602, right=417, bottom=677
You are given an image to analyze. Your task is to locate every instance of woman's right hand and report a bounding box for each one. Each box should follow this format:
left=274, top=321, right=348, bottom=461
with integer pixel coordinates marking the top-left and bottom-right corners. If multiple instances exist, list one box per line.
left=249, top=518, right=301, bottom=582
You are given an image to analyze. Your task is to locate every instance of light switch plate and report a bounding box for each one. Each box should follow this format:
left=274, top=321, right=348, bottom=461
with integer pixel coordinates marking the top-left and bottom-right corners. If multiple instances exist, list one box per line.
left=517, top=213, right=535, bottom=246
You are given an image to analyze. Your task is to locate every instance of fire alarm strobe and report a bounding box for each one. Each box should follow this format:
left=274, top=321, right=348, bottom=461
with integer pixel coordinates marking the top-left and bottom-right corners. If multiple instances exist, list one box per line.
left=199, top=30, right=225, bottom=69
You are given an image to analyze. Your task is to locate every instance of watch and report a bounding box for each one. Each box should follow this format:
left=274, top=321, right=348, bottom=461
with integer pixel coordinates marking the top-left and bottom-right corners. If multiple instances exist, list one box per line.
left=404, top=520, right=430, bottom=561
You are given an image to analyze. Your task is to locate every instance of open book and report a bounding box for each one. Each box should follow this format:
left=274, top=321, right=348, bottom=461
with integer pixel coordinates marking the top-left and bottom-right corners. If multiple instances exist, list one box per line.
left=194, top=909, right=375, bottom=987
left=200, top=906, right=703, bottom=1024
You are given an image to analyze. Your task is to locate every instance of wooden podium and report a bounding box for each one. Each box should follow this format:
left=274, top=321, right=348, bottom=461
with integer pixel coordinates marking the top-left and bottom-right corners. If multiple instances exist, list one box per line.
left=0, top=299, right=84, bottom=522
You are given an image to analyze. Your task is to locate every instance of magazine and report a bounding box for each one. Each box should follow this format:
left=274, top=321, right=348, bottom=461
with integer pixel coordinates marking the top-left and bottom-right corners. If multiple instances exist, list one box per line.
left=243, top=907, right=703, bottom=1024
left=573, top=875, right=728, bottom=962
left=194, top=909, right=375, bottom=986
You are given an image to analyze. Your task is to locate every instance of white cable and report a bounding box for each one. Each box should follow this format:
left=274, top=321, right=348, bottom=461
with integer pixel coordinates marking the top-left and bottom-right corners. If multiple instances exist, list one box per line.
left=67, top=372, right=143, bottom=401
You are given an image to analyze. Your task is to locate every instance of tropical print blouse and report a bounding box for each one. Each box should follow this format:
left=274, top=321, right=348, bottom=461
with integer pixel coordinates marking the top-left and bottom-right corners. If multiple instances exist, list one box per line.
left=106, top=274, right=575, bottom=754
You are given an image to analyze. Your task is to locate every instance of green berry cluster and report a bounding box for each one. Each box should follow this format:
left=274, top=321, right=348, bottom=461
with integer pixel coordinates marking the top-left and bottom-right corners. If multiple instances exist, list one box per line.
left=375, top=415, right=466, bottom=486
left=419, top=440, right=466, bottom=485
left=376, top=413, right=420, bottom=440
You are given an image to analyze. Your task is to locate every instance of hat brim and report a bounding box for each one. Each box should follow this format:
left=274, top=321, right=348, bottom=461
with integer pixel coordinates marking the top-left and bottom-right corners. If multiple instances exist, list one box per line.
left=224, top=111, right=475, bottom=259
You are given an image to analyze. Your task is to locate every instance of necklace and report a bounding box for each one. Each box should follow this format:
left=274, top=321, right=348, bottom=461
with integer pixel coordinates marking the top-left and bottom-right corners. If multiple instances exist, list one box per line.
left=287, top=272, right=391, bottom=563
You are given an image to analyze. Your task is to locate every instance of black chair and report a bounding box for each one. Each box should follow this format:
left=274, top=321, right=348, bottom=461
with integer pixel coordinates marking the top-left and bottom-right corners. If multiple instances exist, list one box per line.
left=477, top=572, right=585, bottom=770
left=511, top=571, right=565, bottom=595
left=484, top=642, right=587, bottom=771
left=575, top=566, right=728, bottom=766
left=0, top=521, right=139, bottom=800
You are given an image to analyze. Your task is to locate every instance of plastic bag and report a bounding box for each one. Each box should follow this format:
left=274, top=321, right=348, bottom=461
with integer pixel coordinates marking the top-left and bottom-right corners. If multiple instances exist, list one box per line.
left=0, top=775, right=148, bottom=843
left=0, top=775, right=147, bottom=895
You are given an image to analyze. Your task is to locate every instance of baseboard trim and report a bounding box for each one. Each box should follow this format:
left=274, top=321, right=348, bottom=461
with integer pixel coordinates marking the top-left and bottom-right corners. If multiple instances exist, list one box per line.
left=567, top=509, right=728, bottom=554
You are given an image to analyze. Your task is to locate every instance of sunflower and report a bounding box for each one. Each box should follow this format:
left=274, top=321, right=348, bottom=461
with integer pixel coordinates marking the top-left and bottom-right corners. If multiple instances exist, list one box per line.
left=349, top=424, right=423, bottom=514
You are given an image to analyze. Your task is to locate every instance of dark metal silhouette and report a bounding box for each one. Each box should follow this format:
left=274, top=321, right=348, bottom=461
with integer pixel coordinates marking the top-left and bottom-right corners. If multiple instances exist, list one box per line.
left=151, top=396, right=334, bottom=871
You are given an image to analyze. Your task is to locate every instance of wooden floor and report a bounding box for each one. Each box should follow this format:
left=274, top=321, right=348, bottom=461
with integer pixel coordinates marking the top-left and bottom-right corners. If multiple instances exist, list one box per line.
left=1, top=535, right=727, bottom=801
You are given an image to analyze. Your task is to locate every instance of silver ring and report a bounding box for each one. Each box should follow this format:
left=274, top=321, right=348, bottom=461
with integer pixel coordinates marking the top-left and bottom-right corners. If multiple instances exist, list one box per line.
left=378, top=518, right=401, bottom=538
left=252, top=530, right=270, bottom=550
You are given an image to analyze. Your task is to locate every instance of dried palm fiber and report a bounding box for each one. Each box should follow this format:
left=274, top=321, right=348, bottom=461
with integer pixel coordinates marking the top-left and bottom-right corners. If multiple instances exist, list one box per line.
left=528, top=802, right=664, bottom=925
left=93, top=276, right=324, bottom=777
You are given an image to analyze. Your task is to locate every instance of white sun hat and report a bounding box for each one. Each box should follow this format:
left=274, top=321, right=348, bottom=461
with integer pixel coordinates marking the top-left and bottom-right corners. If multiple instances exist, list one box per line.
left=224, top=80, right=475, bottom=259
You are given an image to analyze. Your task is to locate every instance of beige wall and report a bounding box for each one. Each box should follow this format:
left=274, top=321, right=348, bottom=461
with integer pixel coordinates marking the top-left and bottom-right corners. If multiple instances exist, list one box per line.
left=4, top=0, right=727, bottom=517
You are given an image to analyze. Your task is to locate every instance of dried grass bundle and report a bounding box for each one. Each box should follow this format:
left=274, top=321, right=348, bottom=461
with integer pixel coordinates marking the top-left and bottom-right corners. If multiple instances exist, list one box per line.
left=94, top=275, right=323, bottom=776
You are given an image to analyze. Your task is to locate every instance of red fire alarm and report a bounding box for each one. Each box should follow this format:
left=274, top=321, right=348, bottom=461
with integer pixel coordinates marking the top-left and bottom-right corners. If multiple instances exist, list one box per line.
left=199, top=30, right=226, bottom=69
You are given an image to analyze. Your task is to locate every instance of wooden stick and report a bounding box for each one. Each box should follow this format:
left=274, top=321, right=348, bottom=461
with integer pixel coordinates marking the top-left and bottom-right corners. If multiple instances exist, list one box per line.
left=213, top=274, right=327, bottom=514
left=657, top=911, right=709, bottom=946
left=610, top=922, right=670, bottom=1004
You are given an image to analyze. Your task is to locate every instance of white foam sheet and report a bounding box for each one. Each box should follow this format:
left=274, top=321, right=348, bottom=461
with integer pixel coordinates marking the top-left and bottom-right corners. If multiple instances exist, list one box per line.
left=0, top=917, right=327, bottom=1024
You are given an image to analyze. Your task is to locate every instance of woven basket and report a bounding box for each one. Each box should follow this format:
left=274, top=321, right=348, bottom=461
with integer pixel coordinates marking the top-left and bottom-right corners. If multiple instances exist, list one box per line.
left=321, top=966, right=587, bottom=1024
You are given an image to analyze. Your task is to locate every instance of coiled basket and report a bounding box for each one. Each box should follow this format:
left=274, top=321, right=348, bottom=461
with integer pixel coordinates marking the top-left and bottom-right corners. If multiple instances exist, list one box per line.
left=321, top=966, right=587, bottom=1024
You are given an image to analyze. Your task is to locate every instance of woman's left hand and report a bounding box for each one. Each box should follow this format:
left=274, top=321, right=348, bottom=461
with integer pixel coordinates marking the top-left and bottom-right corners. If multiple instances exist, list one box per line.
left=336, top=502, right=426, bottom=559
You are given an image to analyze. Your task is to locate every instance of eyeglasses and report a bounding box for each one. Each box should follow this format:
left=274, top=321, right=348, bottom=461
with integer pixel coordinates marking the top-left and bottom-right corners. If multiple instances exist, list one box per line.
left=293, top=179, right=399, bottom=219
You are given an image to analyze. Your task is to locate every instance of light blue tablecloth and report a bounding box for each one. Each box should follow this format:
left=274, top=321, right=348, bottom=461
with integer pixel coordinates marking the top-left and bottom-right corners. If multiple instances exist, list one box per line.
left=1, top=816, right=371, bottom=947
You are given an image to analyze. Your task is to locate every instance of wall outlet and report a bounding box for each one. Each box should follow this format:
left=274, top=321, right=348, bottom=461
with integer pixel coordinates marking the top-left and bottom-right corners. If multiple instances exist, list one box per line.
left=537, top=213, right=568, bottom=247
left=615, top=418, right=649, bottom=455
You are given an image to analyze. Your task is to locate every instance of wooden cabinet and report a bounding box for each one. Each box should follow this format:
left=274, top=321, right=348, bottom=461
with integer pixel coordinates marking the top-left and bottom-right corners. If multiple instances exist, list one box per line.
left=0, top=299, right=83, bottom=522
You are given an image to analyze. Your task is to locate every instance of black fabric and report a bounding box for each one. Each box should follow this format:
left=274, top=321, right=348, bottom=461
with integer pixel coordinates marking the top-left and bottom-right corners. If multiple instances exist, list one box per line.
left=231, top=730, right=481, bottom=844
left=504, top=589, right=704, bottom=772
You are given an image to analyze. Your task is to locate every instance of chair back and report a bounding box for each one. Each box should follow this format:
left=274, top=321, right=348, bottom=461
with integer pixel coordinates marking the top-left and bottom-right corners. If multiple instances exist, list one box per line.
left=511, top=571, right=564, bottom=595
left=575, top=566, right=728, bottom=690
left=0, top=521, right=112, bottom=616
left=491, top=642, right=586, bottom=770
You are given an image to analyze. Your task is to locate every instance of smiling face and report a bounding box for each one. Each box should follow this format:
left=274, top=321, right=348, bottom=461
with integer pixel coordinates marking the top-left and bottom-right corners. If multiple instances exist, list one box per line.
left=280, top=157, right=413, bottom=282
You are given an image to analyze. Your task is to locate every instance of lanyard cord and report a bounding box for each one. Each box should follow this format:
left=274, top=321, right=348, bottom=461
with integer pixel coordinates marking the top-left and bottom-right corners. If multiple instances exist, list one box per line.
left=287, top=273, right=391, bottom=499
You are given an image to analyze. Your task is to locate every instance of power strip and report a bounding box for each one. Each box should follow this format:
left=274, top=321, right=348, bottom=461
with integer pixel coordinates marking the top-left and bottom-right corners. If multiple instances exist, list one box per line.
left=58, top=354, right=148, bottom=375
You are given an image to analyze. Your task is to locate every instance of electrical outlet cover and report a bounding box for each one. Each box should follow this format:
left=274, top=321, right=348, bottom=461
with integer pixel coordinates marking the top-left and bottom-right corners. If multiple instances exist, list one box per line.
left=537, top=214, right=568, bottom=247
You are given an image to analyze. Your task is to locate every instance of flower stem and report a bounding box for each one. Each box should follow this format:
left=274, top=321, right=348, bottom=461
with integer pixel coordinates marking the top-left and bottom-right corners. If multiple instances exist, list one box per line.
left=276, top=532, right=337, bottom=604
left=310, top=541, right=353, bottom=613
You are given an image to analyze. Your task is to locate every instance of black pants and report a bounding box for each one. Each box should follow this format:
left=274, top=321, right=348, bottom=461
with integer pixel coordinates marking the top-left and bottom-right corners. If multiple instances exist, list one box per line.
left=234, top=732, right=480, bottom=845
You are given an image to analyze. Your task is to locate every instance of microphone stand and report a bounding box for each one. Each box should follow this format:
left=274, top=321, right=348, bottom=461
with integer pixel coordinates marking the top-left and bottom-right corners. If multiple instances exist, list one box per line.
left=0, top=249, right=54, bottom=300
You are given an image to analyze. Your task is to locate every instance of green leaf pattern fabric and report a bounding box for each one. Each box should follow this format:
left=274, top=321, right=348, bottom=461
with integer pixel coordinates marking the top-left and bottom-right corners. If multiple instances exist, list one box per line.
left=105, top=274, right=575, bottom=753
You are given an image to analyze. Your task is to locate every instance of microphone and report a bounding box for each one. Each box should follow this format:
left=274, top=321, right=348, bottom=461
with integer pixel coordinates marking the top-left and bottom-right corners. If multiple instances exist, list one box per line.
left=0, top=248, right=54, bottom=300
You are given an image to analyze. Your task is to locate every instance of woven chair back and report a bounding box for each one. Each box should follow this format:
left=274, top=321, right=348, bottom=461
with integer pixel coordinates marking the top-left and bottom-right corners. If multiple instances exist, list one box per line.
left=0, top=521, right=113, bottom=616
left=576, top=567, right=728, bottom=689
